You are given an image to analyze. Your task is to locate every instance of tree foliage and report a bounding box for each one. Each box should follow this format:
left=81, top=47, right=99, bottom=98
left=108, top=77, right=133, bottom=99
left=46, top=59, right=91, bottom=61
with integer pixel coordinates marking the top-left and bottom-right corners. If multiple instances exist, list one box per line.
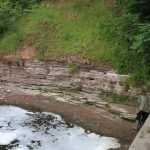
left=0, top=0, right=19, bottom=34
left=0, top=0, right=41, bottom=35
left=115, top=0, right=150, bottom=80
left=9, top=0, right=42, bottom=10
left=125, top=0, right=150, bottom=22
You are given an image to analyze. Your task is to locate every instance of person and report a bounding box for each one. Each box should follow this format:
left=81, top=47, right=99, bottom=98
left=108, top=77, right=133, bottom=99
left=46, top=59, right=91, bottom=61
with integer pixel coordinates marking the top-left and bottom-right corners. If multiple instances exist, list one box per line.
left=135, top=89, right=150, bottom=130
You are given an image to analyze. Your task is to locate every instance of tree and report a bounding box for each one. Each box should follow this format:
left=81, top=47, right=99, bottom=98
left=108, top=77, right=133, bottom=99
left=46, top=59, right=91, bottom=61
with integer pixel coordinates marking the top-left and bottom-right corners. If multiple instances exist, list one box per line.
left=115, top=0, right=150, bottom=79
left=0, top=0, right=42, bottom=35
left=0, top=0, right=19, bottom=34
left=126, top=0, right=150, bottom=22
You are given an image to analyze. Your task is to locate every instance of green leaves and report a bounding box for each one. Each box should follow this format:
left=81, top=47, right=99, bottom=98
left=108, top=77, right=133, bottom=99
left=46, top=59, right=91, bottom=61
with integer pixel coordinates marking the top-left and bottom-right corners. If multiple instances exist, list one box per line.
left=131, top=24, right=150, bottom=76
left=0, top=0, right=42, bottom=35
left=125, top=0, right=150, bottom=22
left=9, top=0, right=41, bottom=10
left=0, top=0, right=18, bottom=34
left=114, top=0, right=150, bottom=81
left=131, top=24, right=150, bottom=53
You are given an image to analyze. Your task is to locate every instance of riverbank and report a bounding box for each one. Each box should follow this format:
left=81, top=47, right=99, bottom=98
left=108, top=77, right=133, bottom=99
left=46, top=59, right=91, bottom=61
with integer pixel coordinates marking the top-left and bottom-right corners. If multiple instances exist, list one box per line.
left=0, top=83, right=137, bottom=150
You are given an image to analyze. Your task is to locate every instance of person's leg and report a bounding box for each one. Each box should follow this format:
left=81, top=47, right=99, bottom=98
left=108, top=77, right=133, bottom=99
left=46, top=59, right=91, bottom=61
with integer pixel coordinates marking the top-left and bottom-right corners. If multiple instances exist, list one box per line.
left=136, top=112, right=142, bottom=120
left=135, top=111, right=142, bottom=130
left=141, top=111, right=149, bottom=125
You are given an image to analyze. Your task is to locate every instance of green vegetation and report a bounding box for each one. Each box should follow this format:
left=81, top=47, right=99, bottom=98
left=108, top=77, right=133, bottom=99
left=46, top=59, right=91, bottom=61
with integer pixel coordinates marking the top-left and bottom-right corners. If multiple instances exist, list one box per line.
left=114, top=0, right=150, bottom=84
left=66, top=62, right=78, bottom=73
left=0, top=0, right=41, bottom=34
left=72, top=84, right=83, bottom=91
left=0, top=0, right=118, bottom=61
left=0, top=0, right=149, bottom=85
left=0, top=32, right=20, bottom=55
left=108, top=108, right=121, bottom=115
left=0, top=0, right=42, bottom=55
left=99, top=88, right=135, bottom=106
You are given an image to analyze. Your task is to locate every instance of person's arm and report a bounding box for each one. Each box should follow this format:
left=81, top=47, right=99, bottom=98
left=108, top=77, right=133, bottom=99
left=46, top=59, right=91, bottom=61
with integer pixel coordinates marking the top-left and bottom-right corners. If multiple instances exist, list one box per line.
left=136, top=95, right=141, bottom=105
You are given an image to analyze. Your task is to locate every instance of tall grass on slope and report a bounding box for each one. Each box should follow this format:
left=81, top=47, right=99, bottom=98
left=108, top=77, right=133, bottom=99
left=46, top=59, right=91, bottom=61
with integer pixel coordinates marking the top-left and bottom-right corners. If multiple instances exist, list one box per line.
left=0, top=0, right=119, bottom=63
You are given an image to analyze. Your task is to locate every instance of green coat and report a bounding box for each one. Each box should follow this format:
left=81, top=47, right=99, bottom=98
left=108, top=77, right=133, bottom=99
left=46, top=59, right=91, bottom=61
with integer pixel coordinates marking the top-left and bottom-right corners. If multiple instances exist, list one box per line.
left=136, top=94, right=150, bottom=113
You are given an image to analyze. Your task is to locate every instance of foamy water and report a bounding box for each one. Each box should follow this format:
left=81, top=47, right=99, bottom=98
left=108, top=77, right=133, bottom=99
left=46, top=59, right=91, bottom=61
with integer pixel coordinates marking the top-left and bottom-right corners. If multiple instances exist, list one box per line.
left=0, top=106, right=120, bottom=150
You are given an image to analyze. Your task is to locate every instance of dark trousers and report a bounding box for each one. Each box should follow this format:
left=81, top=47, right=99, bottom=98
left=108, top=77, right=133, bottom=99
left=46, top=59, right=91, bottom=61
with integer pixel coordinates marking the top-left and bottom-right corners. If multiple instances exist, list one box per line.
left=136, top=111, right=149, bottom=123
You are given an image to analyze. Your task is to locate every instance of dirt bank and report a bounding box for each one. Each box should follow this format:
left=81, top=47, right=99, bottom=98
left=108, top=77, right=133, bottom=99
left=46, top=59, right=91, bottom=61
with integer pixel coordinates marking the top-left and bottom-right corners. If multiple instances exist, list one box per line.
left=0, top=91, right=137, bottom=150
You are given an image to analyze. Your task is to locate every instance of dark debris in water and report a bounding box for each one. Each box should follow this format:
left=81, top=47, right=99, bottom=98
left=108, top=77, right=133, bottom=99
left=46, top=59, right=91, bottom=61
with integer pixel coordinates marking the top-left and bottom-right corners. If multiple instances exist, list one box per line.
left=22, top=113, right=74, bottom=134
left=0, top=140, right=19, bottom=150
left=27, top=140, right=41, bottom=150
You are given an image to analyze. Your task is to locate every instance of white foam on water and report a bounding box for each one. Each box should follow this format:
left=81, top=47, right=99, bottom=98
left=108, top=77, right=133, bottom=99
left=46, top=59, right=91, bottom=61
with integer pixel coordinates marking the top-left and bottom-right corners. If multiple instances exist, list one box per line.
left=0, top=131, right=18, bottom=145
left=0, top=105, right=120, bottom=150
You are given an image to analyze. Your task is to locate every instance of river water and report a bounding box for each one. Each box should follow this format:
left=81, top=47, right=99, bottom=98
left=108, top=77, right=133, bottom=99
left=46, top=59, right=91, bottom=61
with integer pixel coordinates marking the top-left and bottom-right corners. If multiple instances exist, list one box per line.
left=0, top=105, right=120, bottom=150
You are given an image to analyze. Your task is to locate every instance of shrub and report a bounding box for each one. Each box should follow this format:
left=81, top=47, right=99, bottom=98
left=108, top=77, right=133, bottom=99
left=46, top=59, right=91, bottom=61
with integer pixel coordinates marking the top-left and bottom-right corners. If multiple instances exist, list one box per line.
left=66, top=63, right=78, bottom=73
left=114, top=0, right=150, bottom=83
left=0, top=0, right=42, bottom=35
left=0, top=0, right=20, bottom=34
left=99, top=88, right=133, bottom=106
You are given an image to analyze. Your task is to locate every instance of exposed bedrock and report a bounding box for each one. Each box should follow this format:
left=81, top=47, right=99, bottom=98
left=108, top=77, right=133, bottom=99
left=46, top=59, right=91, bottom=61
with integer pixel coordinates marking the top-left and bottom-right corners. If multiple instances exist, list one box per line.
left=0, top=59, right=140, bottom=96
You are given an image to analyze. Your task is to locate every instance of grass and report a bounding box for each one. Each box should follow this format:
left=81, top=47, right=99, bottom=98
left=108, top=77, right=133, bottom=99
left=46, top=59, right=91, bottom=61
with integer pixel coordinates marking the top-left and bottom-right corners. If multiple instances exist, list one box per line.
left=99, top=88, right=135, bottom=106
left=108, top=109, right=121, bottom=115
left=0, top=0, right=119, bottom=64
left=123, top=74, right=150, bottom=91
left=66, top=62, right=78, bottom=73
left=0, top=32, right=20, bottom=55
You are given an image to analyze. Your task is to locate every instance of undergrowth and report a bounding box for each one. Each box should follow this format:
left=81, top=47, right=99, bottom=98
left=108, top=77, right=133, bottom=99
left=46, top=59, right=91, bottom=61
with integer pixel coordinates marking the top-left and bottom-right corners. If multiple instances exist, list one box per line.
left=66, top=62, right=78, bottom=73
left=0, top=0, right=149, bottom=86
left=0, top=0, right=119, bottom=63
left=99, top=88, right=135, bottom=106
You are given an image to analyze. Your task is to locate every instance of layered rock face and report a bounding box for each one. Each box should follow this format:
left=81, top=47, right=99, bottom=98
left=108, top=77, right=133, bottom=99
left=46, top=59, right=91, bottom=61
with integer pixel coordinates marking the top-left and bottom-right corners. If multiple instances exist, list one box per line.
left=0, top=60, right=137, bottom=95
left=0, top=60, right=123, bottom=93
left=0, top=60, right=138, bottom=122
